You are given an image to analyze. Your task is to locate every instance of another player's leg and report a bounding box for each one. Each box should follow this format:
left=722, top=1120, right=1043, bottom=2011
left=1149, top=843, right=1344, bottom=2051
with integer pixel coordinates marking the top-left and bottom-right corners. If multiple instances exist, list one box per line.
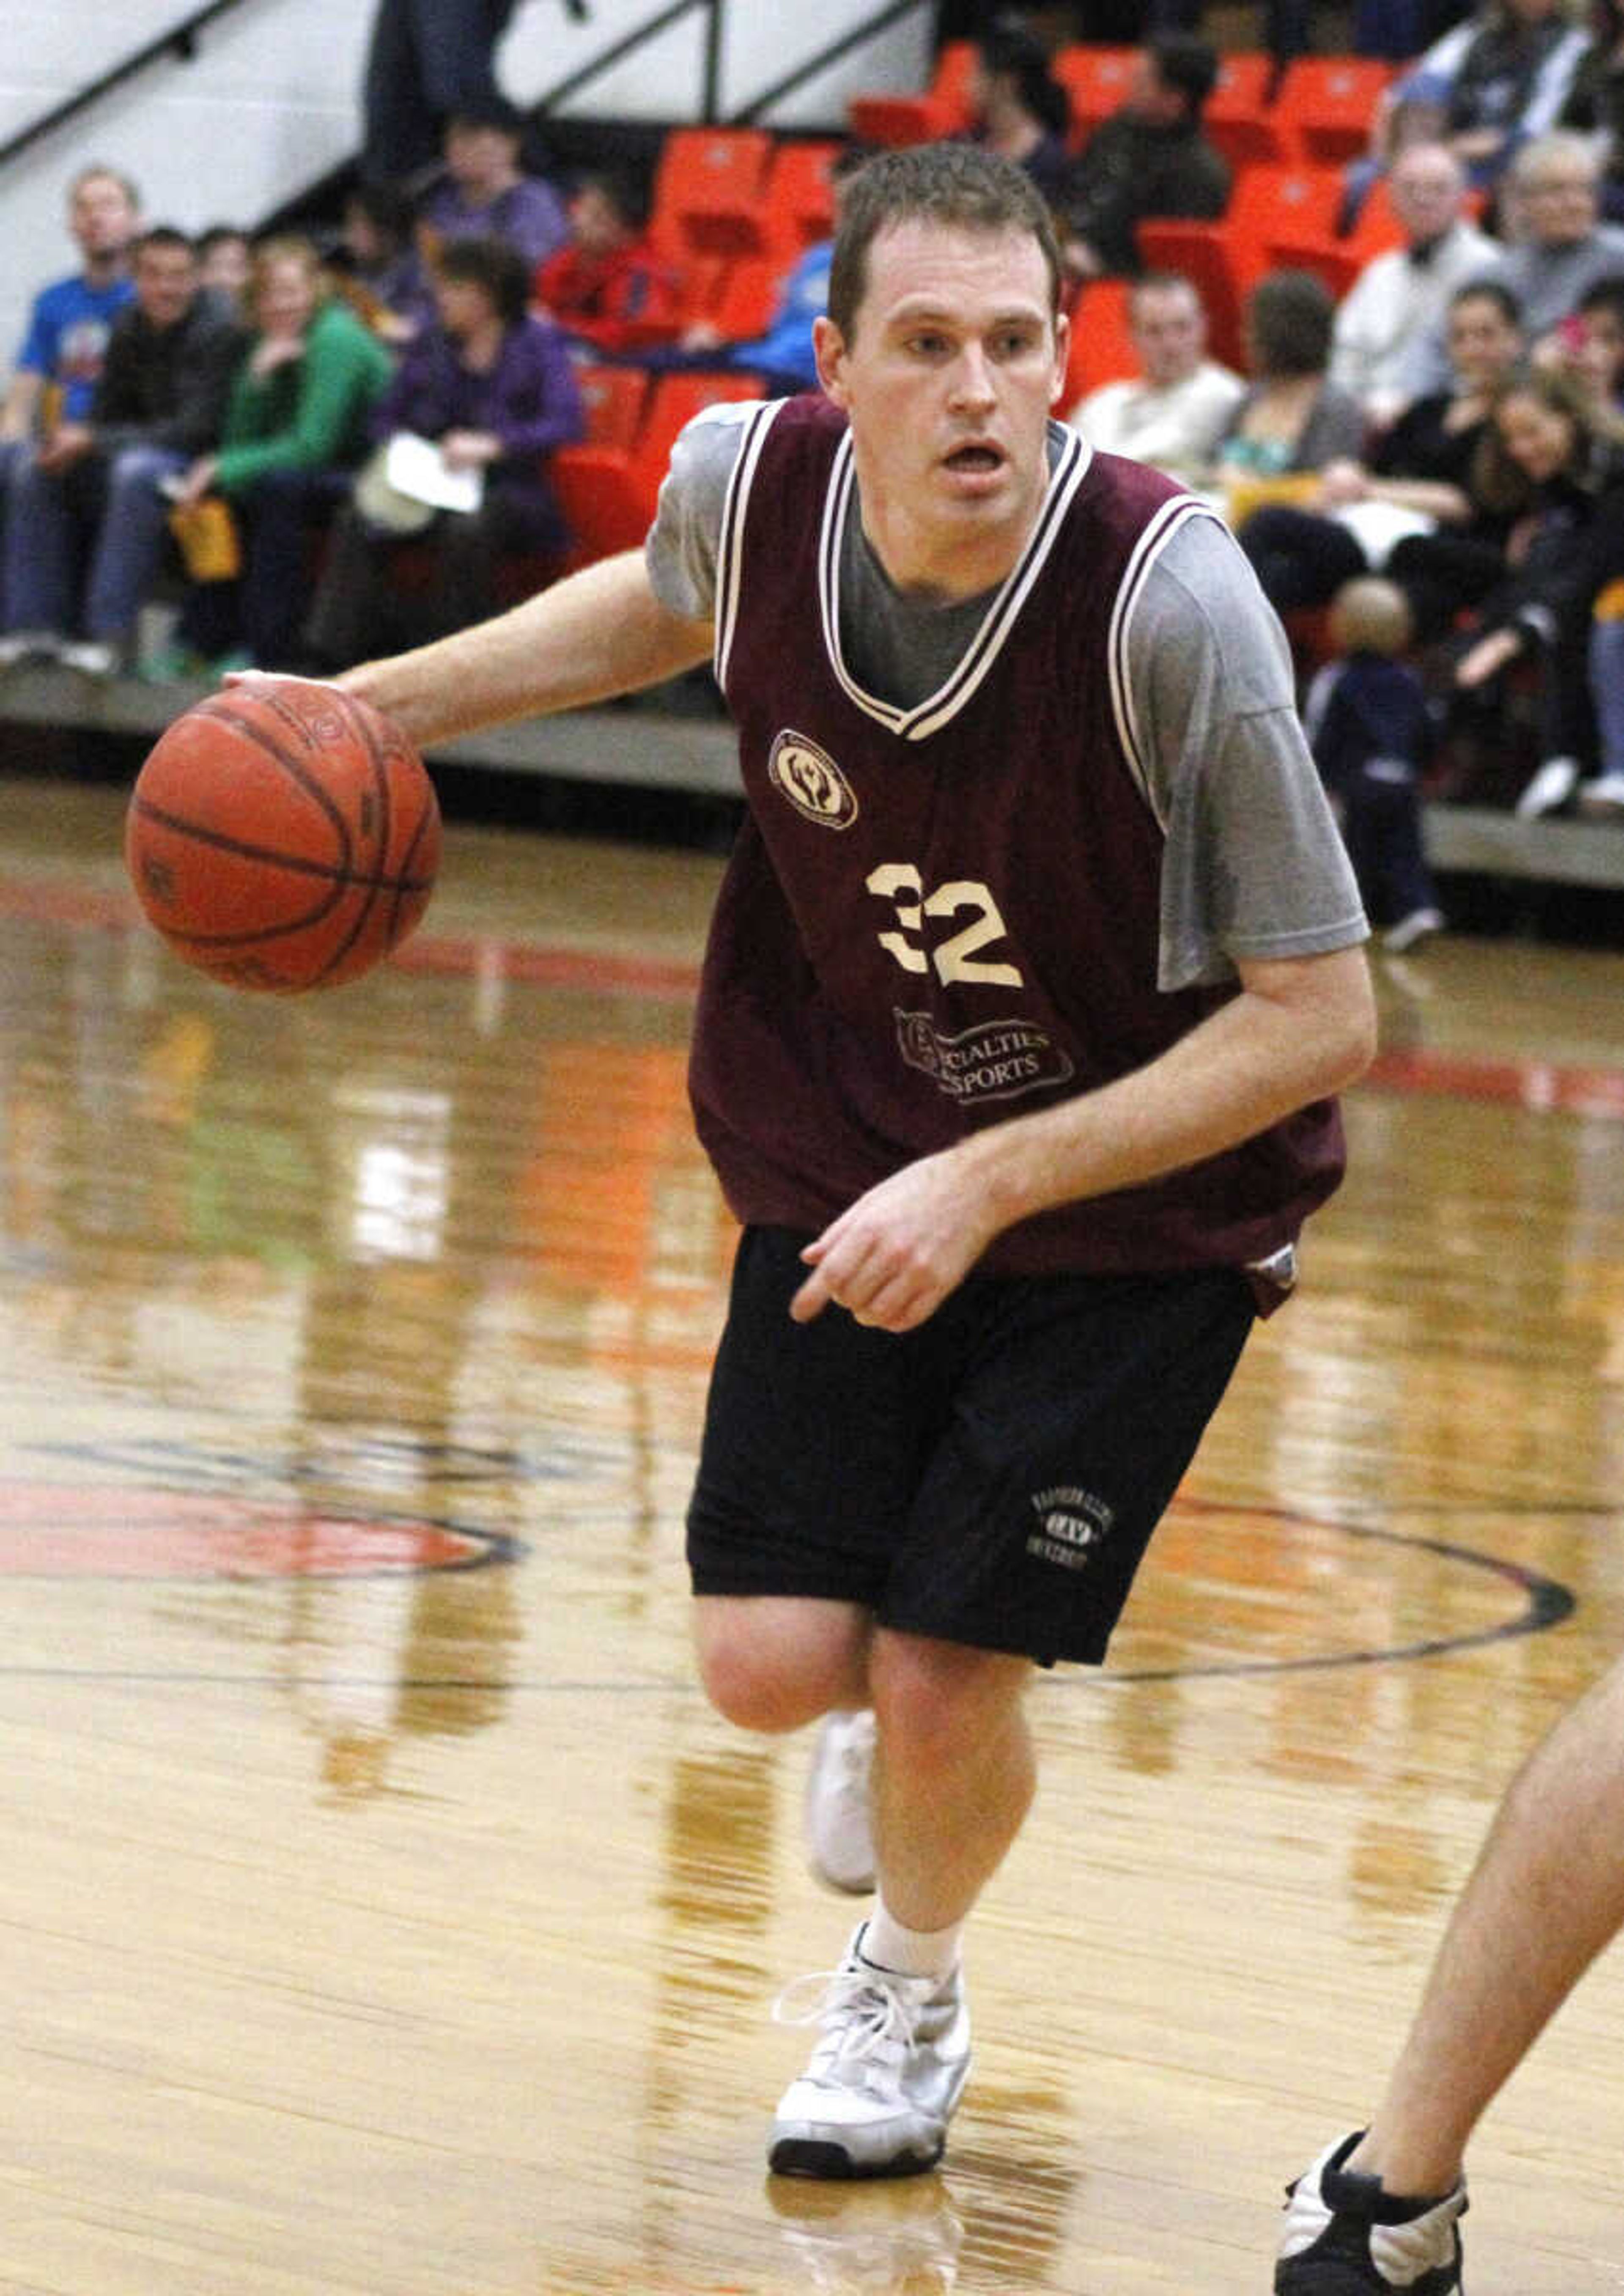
left=1276, top=1652, right=1624, bottom=2292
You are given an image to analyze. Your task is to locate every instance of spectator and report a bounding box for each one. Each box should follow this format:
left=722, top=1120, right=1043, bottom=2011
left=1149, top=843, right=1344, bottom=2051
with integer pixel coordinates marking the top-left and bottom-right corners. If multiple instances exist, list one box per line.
left=534, top=171, right=684, bottom=358
left=1304, top=576, right=1446, bottom=953
left=1057, top=35, right=1230, bottom=283
left=417, top=96, right=568, bottom=274
left=360, top=0, right=520, bottom=186
left=0, top=227, right=243, bottom=677
left=160, top=235, right=394, bottom=674
left=1244, top=279, right=1525, bottom=627
left=1216, top=272, right=1366, bottom=529
left=964, top=18, right=1074, bottom=210
left=1426, top=362, right=1624, bottom=815
left=196, top=225, right=254, bottom=316
left=1472, top=132, right=1624, bottom=349
left=329, top=182, right=436, bottom=344
left=302, top=234, right=582, bottom=667
left=1544, top=270, right=1624, bottom=404
left=0, top=166, right=138, bottom=456
left=1372, top=0, right=1593, bottom=203
left=1065, top=269, right=1243, bottom=485
left=1329, top=142, right=1500, bottom=428
left=1559, top=0, right=1624, bottom=218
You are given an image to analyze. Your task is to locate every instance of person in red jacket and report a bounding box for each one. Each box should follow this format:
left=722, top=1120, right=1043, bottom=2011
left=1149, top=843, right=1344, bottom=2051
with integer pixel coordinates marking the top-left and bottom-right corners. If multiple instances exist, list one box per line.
left=533, top=170, right=683, bottom=358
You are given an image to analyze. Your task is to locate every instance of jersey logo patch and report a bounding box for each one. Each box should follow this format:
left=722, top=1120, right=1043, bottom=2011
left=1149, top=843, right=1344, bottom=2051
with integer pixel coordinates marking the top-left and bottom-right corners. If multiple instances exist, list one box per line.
left=1026, top=1486, right=1114, bottom=1573
left=768, top=731, right=858, bottom=829
left=895, top=1011, right=1074, bottom=1105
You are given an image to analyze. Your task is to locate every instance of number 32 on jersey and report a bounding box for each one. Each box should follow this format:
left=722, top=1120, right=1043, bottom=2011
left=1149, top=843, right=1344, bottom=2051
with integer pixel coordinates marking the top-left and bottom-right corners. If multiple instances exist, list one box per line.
left=866, top=863, right=1024, bottom=989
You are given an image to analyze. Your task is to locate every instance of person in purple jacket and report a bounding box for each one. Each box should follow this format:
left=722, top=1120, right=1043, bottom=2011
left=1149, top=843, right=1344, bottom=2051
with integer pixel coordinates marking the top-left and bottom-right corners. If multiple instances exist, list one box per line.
left=301, top=233, right=582, bottom=663
left=248, top=144, right=1374, bottom=2191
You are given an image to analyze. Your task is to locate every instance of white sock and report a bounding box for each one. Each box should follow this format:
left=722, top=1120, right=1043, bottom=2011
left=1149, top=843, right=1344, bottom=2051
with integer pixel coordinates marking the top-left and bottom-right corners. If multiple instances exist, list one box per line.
left=859, top=1895, right=963, bottom=1984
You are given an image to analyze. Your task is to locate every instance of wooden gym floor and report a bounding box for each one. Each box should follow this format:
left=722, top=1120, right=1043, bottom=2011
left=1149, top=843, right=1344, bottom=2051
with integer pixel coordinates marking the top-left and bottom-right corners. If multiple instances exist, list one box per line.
left=2, top=764, right=1624, bottom=2294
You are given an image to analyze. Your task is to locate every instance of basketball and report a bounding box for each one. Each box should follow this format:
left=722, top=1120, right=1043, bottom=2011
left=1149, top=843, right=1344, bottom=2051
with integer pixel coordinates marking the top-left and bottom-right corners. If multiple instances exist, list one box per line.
left=125, top=679, right=441, bottom=992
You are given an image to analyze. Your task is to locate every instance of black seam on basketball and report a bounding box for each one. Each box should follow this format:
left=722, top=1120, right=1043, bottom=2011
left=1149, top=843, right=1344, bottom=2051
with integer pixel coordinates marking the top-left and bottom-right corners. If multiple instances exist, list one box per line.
left=128, top=796, right=433, bottom=892
left=192, top=695, right=357, bottom=877
left=310, top=690, right=392, bottom=982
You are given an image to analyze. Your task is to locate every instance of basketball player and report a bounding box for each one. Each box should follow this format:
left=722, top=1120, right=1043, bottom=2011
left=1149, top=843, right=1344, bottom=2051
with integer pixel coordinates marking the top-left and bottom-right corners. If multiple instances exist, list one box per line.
left=298, top=144, right=1375, bottom=2181
left=1275, top=1650, right=1624, bottom=2292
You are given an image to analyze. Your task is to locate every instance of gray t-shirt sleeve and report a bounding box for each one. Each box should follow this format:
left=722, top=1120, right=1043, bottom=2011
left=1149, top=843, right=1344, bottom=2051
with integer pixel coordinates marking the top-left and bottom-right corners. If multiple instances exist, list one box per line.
left=1128, top=516, right=1369, bottom=991
left=645, top=401, right=757, bottom=621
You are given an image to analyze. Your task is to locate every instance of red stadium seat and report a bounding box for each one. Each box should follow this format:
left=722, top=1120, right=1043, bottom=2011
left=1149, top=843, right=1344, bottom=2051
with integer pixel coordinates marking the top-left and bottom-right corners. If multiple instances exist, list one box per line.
left=1138, top=163, right=1345, bottom=368
left=1203, top=51, right=1293, bottom=170
left=1062, top=278, right=1137, bottom=409
left=632, top=371, right=765, bottom=502
left=550, top=445, right=657, bottom=574
left=573, top=364, right=650, bottom=453
left=765, top=139, right=846, bottom=251
left=1271, top=57, right=1396, bottom=167
left=1051, top=44, right=1138, bottom=150
left=848, top=38, right=977, bottom=146
left=651, top=126, right=775, bottom=258
left=703, top=258, right=783, bottom=344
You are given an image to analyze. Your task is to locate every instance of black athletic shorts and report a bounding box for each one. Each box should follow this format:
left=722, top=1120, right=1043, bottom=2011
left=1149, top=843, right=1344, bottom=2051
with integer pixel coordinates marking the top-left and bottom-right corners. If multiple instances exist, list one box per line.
left=686, top=1225, right=1257, bottom=1668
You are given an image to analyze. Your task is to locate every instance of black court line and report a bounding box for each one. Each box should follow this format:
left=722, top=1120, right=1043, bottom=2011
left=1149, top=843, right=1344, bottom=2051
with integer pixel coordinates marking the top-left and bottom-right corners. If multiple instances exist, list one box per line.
left=0, top=1516, right=1575, bottom=1692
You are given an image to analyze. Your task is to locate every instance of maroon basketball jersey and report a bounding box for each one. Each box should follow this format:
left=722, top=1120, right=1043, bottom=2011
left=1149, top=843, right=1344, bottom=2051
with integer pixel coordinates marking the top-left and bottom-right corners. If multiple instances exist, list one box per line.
left=688, top=395, right=1345, bottom=1279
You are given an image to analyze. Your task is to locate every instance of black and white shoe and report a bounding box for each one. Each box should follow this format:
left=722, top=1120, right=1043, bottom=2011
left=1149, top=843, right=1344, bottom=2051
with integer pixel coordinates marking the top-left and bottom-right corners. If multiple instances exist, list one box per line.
left=1276, top=2131, right=1467, bottom=2293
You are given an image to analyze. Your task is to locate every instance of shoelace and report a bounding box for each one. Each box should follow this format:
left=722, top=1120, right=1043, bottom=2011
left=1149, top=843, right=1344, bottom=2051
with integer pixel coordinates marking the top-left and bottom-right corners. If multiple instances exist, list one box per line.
left=772, top=1961, right=926, bottom=2075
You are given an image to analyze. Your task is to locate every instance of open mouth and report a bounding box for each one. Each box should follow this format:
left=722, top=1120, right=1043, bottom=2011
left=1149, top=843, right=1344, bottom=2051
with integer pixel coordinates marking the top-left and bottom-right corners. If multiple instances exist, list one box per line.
left=944, top=445, right=1003, bottom=473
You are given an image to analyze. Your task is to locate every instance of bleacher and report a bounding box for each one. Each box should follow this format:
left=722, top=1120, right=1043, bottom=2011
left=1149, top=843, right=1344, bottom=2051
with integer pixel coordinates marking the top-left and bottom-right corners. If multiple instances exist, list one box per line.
left=12, top=32, right=1624, bottom=901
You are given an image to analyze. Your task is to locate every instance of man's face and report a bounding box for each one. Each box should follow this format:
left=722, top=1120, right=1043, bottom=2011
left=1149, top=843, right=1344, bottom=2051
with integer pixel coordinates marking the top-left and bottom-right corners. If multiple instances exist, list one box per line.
left=134, top=242, right=198, bottom=330
left=70, top=174, right=137, bottom=264
left=445, top=123, right=517, bottom=192
left=1518, top=157, right=1598, bottom=248
left=1130, top=285, right=1204, bottom=386
left=570, top=185, right=623, bottom=255
left=814, top=220, right=1066, bottom=586
left=1390, top=151, right=1462, bottom=242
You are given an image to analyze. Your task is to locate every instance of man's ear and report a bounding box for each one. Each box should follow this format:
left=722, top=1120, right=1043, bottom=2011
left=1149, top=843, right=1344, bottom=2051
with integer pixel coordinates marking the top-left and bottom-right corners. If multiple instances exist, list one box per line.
left=1049, top=310, right=1071, bottom=409
left=813, top=313, right=848, bottom=406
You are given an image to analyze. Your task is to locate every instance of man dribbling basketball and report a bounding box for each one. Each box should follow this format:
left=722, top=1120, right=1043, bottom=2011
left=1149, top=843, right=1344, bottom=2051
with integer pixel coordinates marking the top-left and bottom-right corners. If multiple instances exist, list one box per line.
left=247, top=146, right=1374, bottom=2197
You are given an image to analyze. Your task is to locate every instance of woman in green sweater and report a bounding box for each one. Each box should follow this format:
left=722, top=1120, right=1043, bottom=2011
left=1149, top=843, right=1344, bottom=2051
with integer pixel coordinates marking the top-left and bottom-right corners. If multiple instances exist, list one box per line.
left=169, top=234, right=394, bottom=668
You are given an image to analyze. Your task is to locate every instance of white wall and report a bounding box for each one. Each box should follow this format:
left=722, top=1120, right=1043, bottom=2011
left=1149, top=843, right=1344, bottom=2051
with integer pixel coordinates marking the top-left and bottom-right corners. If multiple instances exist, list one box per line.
left=0, top=0, right=931, bottom=371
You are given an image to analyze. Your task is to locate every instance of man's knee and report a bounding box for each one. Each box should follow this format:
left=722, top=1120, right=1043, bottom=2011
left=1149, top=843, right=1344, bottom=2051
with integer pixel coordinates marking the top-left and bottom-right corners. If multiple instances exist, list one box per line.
left=693, top=1596, right=869, bottom=1734
left=869, top=1631, right=1029, bottom=1770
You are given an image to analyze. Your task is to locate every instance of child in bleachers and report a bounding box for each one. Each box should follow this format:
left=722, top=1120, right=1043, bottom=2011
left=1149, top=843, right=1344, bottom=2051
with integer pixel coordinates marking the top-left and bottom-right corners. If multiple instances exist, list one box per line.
left=1303, top=576, right=1446, bottom=953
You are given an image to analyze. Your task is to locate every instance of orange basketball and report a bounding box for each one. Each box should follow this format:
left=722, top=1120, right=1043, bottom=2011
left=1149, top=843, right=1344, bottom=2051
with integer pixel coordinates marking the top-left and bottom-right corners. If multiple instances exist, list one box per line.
left=125, top=679, right=441, bottom=992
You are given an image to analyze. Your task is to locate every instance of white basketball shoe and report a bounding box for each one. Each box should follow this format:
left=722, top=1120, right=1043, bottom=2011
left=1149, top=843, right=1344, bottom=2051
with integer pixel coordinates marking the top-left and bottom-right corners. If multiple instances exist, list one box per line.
left=804, top=1709, right=877, bottom=1895
left=769, top=1923, right=971, bottom=2179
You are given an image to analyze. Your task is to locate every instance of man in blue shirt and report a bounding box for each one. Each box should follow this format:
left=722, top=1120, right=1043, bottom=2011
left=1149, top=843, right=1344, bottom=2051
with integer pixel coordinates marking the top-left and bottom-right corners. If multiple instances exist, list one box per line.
left=0, top=166, right=139, bottom=445
left=0, top=164, right=139, bottom=670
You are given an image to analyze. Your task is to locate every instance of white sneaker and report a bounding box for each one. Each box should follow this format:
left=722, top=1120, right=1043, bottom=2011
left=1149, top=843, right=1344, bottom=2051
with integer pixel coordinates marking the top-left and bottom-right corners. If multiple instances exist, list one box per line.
left=769, top=1925, right=971, bottom=2179
left=58, top=639, right=120, bottom=678
left=0, top=630, right=61, bottom=670
left=805, top=1710, right=877, bottom=1895
left=1382, top=906, right=1444, bottom=953
left=1514, top=756, right=1580, bottom=818
left=1577, top=771, right=1624, bottom=817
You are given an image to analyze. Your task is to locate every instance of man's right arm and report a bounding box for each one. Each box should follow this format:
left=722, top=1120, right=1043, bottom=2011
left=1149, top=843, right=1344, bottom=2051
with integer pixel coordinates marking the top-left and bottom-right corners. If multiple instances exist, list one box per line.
left=337, top=548, right=716, bottom=748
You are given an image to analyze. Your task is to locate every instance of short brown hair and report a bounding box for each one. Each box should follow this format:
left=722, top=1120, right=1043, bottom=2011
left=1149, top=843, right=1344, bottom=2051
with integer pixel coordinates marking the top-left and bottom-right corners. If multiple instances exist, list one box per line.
left=826, top=142, right=1062, bottom=342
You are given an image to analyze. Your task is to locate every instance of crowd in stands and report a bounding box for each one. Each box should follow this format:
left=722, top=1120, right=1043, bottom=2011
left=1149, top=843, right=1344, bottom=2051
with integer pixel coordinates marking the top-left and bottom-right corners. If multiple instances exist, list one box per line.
left=13, top=0, right=1624, bottom=910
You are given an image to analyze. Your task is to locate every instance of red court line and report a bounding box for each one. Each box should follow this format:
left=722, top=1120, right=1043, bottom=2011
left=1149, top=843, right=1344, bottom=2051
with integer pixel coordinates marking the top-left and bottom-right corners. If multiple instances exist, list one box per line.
left=1366, top=1046, right=1624, bottom=1119
left=10, top=877, right=1624, bottom=1110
